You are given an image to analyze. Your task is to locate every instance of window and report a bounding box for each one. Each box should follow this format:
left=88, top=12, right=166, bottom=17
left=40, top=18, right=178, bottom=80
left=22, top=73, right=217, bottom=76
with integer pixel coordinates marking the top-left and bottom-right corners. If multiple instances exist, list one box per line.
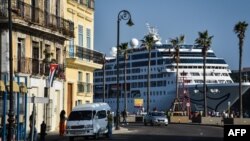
left=76, top=100, right=82, bottom=106
left=86, top=28, right=91, bottom=49
left=86, top=73, right=90, bottom=92
left=78, top=25, right=83, bottom=47
left=17, top=38, right=25, bottom=72
left=86, top=73, right=90, bottom=83
left=96, top=110, right=106, bottom=119
left=44, top=0, right=50, bottom=25
left=78, top=71, right=83, bottom=81
left=68, top=111, right=92, bottom=121
left=69, top=38, right=74, bottom=57
left=56, top=0, right=60, bottom=27
left=56, top=48, right=61, bottom=63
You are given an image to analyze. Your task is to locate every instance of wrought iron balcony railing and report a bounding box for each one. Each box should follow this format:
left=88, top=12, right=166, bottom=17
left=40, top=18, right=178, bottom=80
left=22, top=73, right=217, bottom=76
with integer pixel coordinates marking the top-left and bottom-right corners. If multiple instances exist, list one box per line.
left=13, top=57, right=65, bottom=79
left=0, top=1, right=74, bottom=37
left=73, top=0, right=95, bottom=9
left=66, top=45, right=104, bottom=64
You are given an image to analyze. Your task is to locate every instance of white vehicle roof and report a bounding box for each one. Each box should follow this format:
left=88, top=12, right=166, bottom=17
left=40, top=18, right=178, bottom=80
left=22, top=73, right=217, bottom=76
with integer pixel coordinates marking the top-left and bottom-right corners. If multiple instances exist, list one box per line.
left=72, top=102, right=111, bottom=111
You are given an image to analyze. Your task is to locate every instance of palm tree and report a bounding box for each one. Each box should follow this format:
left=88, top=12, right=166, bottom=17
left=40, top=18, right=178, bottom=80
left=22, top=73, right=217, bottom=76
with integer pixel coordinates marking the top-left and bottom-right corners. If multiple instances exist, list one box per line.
left=120, top=42, right=129, bottom=113
left=195, top=30, right=213, bottom=117
left=141, top=34, right=157, bottom=113
left=234, top=21, right=248, bottom=118
left=169, top=35, right=185, bottom=103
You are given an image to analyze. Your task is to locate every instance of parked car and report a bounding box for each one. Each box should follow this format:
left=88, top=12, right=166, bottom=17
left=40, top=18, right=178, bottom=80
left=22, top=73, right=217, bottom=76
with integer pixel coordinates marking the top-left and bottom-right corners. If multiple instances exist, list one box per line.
left=144, top=111, right=168, bottom=126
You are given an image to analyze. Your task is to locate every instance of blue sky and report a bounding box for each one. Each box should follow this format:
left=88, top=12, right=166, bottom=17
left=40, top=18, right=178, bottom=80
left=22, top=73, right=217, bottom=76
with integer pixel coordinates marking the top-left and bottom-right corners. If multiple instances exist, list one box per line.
left=94, top=0, right=250, bottom=70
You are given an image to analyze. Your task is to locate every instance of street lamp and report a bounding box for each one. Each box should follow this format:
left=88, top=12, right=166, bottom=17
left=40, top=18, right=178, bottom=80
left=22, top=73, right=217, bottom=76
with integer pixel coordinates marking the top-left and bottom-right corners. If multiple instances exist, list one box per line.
left=194, top=85, right=219, bottom=116
left=102, top=54, right=106, bottom=102
left=116, top=10, right=134, bottom=130
left=7, top=0, right=15, bottom=140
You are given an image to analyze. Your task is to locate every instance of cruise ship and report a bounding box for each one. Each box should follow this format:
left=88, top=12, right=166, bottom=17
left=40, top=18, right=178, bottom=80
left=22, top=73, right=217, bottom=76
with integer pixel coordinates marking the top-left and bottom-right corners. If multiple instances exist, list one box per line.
left=94, top=25, right=250, bottom=114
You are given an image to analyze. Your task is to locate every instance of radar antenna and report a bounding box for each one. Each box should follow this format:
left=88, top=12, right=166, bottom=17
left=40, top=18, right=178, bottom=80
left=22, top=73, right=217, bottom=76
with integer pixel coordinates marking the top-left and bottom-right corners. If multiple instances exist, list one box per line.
left=145, top=23, right=162, bottom=45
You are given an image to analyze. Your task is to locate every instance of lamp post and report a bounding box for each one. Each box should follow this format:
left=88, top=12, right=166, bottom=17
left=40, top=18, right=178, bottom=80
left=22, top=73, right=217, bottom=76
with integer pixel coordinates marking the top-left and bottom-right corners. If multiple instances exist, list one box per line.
left=228, top=101, right=231, bottom=115
left=19, top=82, right=28, bottom=141
left=102, top=54, right=106, bottom=102
left=7, top=0, right=15, bottom=140
left=116, top=10, right=134, bottom=130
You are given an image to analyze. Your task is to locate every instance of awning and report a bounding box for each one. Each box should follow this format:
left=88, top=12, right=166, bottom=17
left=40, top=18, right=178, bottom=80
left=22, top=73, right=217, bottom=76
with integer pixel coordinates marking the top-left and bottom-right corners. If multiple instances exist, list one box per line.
left=7, top=81, right=20, bottom=92
left=0, top=80, right=5, bottom=91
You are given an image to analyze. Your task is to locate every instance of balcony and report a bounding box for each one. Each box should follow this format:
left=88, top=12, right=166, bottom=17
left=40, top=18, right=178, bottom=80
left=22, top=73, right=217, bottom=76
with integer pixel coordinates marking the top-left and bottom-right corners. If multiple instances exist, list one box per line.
left=72, top=0, right=95, bottom=10
left=66, top=45, right=103, bottom=69
left=0, top=1, right=74, bottom=38
left=77, top=81, right=93, bottom=94
left=13, top=57, right=65, bottom=79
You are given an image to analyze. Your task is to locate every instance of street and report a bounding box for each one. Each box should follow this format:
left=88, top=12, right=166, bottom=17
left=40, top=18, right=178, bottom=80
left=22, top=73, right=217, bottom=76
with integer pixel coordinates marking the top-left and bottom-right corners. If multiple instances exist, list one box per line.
left=45, top=123, right=223, bottom=141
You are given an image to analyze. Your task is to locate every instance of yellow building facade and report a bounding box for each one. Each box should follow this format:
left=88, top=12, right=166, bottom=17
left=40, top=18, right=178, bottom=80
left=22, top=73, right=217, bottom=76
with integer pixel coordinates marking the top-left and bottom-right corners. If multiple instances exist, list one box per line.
left=0, top=0, right=74, bottom=134
left=63, top=0, right=103, bottom=115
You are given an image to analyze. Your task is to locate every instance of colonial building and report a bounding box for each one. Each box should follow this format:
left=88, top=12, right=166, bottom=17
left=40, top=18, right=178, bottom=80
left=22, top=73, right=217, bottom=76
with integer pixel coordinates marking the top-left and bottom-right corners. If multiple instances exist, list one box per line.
left=0, top=0, right=74, bottom=136
left=63, top=0, right=103, bottom=116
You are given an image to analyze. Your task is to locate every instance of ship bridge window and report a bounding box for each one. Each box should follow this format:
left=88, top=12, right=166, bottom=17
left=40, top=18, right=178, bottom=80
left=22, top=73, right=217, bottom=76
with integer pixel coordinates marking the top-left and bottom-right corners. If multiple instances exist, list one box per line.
left=222, top=73, right=229, bottom=76
left=207, top=80, right=217, bottom=83
left=180, top=72, right=188, bottom=76
left=226, top=80, right=233, bottom=83
left=191, top=72, right=200, bottom=76
left=206, top=73, right=213, bottom=76
left=179, top=59, right=226, bottom=64
left=131, top=91, right=141, bottom=98
left=131, top=52, right=156, bottom=60
left=105, top=65, right=113, bottom=70
left=218, top=80, right=225, bottom=83
left=214, top=73, right=221, bottom=76
left=194, top=80, right=203, bottom=83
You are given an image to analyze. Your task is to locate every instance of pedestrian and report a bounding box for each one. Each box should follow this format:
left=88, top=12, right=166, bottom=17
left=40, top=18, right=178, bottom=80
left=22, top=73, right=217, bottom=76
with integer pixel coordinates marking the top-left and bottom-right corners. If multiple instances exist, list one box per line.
left=59, top=110, right=66, bottom=136
left=40, top=121, right=46, bottom=141
left=122, top=109, right=128, bottom=125
left=107, top=111, right=113, bottom=139
left=28, top=113, right=37, bottom=141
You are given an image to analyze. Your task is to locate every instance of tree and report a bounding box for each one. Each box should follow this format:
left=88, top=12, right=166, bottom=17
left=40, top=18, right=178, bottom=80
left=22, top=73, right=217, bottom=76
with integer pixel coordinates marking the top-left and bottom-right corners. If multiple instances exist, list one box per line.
left=195, top=30, right=213, bottom=117
left=120, top=42, right=129, bottom=113
left=234, top=21, right=248, bottom=118
left=141, top=34, right=157, bottom=113
left=169, top=35, right=185, bottom=102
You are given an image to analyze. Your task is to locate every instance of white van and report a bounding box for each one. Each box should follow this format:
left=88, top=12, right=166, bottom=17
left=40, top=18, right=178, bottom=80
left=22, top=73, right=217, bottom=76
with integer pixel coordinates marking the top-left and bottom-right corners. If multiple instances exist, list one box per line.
left=65, top=103, right=112, bottom=140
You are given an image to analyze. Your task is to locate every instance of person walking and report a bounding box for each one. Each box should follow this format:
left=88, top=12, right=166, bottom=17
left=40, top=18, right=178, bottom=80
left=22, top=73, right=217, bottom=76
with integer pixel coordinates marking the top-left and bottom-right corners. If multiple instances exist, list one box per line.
left=122, top=109, right=128, bottom=125
left=40, top=121, right=46, bottom=141
left=59, top=110, right=66, bottom=136
left=107, top=111, right=113, bottom=139
left=28, top=113, right=37, bottom=141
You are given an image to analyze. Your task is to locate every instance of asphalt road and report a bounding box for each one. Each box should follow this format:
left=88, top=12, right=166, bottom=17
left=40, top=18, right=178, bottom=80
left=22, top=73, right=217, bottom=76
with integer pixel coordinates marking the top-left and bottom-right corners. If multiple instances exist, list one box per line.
left=46, top=123, right=224, bottom=141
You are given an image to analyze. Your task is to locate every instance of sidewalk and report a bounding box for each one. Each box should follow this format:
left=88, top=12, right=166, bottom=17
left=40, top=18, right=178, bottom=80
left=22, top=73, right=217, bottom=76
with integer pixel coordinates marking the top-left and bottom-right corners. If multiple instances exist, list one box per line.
left=44, top=126, right=129, bottom=141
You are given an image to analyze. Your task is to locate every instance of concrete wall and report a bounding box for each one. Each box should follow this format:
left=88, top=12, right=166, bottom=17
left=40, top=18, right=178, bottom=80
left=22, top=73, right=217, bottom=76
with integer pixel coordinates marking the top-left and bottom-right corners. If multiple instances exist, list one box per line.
left=170, top=116, right=191, bottom=123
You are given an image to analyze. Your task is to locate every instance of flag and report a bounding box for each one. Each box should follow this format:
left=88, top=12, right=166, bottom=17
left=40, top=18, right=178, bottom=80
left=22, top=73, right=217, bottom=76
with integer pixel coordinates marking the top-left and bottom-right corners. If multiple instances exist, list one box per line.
left=47, top=64, right=58, bottom=87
